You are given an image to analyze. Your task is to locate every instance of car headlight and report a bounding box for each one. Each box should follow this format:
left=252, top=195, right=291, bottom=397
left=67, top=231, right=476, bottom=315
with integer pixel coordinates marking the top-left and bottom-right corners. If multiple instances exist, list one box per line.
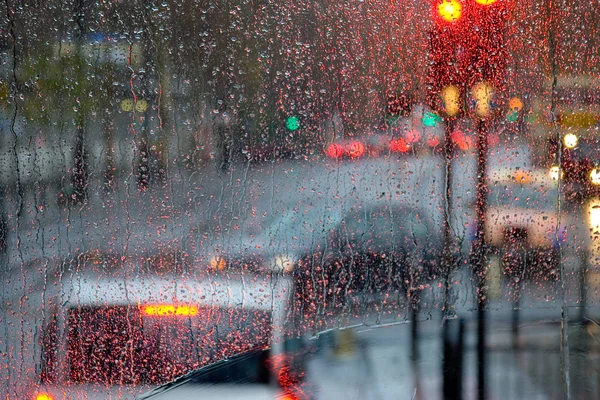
left=272, top=254, right=295, bottom=274
left=210, top=255, right=227, bottom=271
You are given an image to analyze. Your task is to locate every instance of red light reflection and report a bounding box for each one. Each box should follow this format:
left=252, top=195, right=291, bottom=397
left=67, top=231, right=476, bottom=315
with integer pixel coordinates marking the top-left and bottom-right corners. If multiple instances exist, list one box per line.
left=346, top=141, right=365, bottom=158
left=405, top=129, right=421, bottom=143
left=427, top=134, right=441, bottom=147
left=450, top=130, right=473, bottom=150
left=488, top=133, right=500, bottom=147
left=390, top=138, right=409, bottom=153
left=326, top=143, right=344, bottom=158
left=269, top=354, right=308, bottom=400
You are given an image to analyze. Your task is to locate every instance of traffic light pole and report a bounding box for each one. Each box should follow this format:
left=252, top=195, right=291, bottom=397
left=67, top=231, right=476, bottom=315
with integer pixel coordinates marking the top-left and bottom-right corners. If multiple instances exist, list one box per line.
left=442, top=117, right=456, bottom=315
left=473, top=118, right=489, bottom=400
left=442, top=117, right=466, bottom=400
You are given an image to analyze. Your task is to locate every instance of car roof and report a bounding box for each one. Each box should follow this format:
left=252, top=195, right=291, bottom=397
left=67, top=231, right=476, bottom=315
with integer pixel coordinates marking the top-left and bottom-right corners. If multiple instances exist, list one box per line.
left=488, top=168, right=558, bottom=187
left=55, top=273, right=292, bottom=311
left=342, top=203, right=428, bottom=220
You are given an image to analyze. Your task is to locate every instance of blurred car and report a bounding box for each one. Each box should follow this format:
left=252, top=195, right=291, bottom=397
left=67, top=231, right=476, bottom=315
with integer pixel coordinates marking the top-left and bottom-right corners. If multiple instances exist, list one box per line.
left=192, top=204, right=345, bottom=276
left=484, top=169, right=565, bottom=280
left=539, top=76, right=600, bottom=198
left=324, top=130, right=437, bottom=160
left=293, top=204, right=443, bottom=326
left=325, top=134, right=390, bottom=160
left=30, top=270, right=293, bottom=400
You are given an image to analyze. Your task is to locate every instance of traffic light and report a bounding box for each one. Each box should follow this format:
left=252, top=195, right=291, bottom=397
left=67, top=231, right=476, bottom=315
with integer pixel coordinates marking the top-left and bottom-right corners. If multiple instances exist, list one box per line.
left=441, top=85, right=461, bottom=117
left=461, top=0, right=509, bottom=118
left=427, top=0, right=466, bottom=117
left=286, top=116, right=300, bottom=131
left=422, top=111, right=442, bottom=127
left=506, top=96, right=523, bottom=122
left=429, top=0, right=509, bottom=119
left=438, top=0, right=463, bottom=22
left=470, top=81, right=495, bottom=118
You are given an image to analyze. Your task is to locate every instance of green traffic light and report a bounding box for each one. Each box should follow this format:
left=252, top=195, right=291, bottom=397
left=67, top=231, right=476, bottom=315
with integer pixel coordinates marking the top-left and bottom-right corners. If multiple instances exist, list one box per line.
left=286, top=116, right=300, bottom=131
left=422, top=112, right=441, bottom=127
left=506, top=111, right=519, bottom=122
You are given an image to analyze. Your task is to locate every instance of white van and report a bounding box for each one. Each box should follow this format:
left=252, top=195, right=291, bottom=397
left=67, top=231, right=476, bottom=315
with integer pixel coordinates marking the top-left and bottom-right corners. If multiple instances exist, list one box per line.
left=30, top=271, right=294, bottom=400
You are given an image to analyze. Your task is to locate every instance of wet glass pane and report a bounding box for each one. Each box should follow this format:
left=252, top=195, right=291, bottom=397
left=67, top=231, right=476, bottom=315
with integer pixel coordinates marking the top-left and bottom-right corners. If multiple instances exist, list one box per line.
left=0, top=0, right=598, bottom=399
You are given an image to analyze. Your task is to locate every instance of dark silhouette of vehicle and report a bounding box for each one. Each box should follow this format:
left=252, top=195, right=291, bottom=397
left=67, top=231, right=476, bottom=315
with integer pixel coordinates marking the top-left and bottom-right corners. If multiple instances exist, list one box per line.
left=293, top=204, right=443, bottom=326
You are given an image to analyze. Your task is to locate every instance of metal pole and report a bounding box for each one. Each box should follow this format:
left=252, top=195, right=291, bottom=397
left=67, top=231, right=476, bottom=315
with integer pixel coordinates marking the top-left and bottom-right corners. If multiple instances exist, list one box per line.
left=411, top=304, right=419, bottom=362
left=473, top=118, right=489, bottom=400
left=443, top=317, right=464, bottom=400
left=512, top=285, right=520, bottom=349
left=443, top=118, right=456, bottom=315
left=441, top=117, right=460, bottom=399
left=580, top=250, right=588, bottom=323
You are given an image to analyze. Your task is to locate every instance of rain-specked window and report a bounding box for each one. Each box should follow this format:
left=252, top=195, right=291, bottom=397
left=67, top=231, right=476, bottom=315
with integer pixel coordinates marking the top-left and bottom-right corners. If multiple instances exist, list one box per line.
left=1, top=0, right=599, bottom=399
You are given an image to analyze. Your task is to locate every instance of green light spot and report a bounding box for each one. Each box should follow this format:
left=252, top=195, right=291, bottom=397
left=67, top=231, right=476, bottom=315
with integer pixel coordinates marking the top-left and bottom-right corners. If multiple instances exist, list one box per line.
left=525, top=114, right=537, bottom=124
left=422, top=112, right=441, bottom=127
left=506, top=111, right=519, bottom=122
left=286, top=116, right=300, bottom=131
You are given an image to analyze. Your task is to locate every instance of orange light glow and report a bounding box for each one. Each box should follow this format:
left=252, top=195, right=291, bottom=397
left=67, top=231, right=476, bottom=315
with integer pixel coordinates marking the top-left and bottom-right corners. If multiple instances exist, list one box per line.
left=390, top=138, right=409, bottom=153
left=141, top=304, right=199, bottom=317
left=278, top=394, right=298, bottom=400
left=326, top=143, right=344, bottom=158
left=441, top=85, right=461, bottom=116
left=346, top=141, right=365, bottom=158
left=35, top=394, right=54, bottom=400
left=508, top=97, right=523, bottom=112
left=513, top=170, right=532, bottom=184
left=210, top=256, right=227, bottom=270
left=471, top=82, right=494, bottom=118
left=438, top=0, right=462, bottom=22
left=475, top=0, right=498, bottom=5
left=459, top=136, right=473, bottom=151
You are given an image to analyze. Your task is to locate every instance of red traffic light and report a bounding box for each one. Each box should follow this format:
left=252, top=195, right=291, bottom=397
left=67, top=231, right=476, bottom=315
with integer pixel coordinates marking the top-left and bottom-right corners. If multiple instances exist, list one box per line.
left=437, top=0, right=463, bottom=22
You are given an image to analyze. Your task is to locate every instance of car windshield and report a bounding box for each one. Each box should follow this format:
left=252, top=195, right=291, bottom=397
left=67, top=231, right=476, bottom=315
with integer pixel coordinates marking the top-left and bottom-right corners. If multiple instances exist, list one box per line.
left=2, top=2, right=598, bottom=400
left=342, top=206, right=430, bottom=238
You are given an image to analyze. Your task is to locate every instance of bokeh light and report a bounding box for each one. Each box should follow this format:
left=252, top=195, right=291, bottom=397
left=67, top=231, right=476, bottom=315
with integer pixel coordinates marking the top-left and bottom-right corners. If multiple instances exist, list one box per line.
left=437, top=0, right=462, bottom=22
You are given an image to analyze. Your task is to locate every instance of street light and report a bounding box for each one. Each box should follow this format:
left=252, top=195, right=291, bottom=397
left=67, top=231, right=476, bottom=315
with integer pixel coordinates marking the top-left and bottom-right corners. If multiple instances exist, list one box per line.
left=471, top=81, right=495, bottom=119
left=442, top=85, right=462, bottom=117
left=563, top=133, right=578, bottom=149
